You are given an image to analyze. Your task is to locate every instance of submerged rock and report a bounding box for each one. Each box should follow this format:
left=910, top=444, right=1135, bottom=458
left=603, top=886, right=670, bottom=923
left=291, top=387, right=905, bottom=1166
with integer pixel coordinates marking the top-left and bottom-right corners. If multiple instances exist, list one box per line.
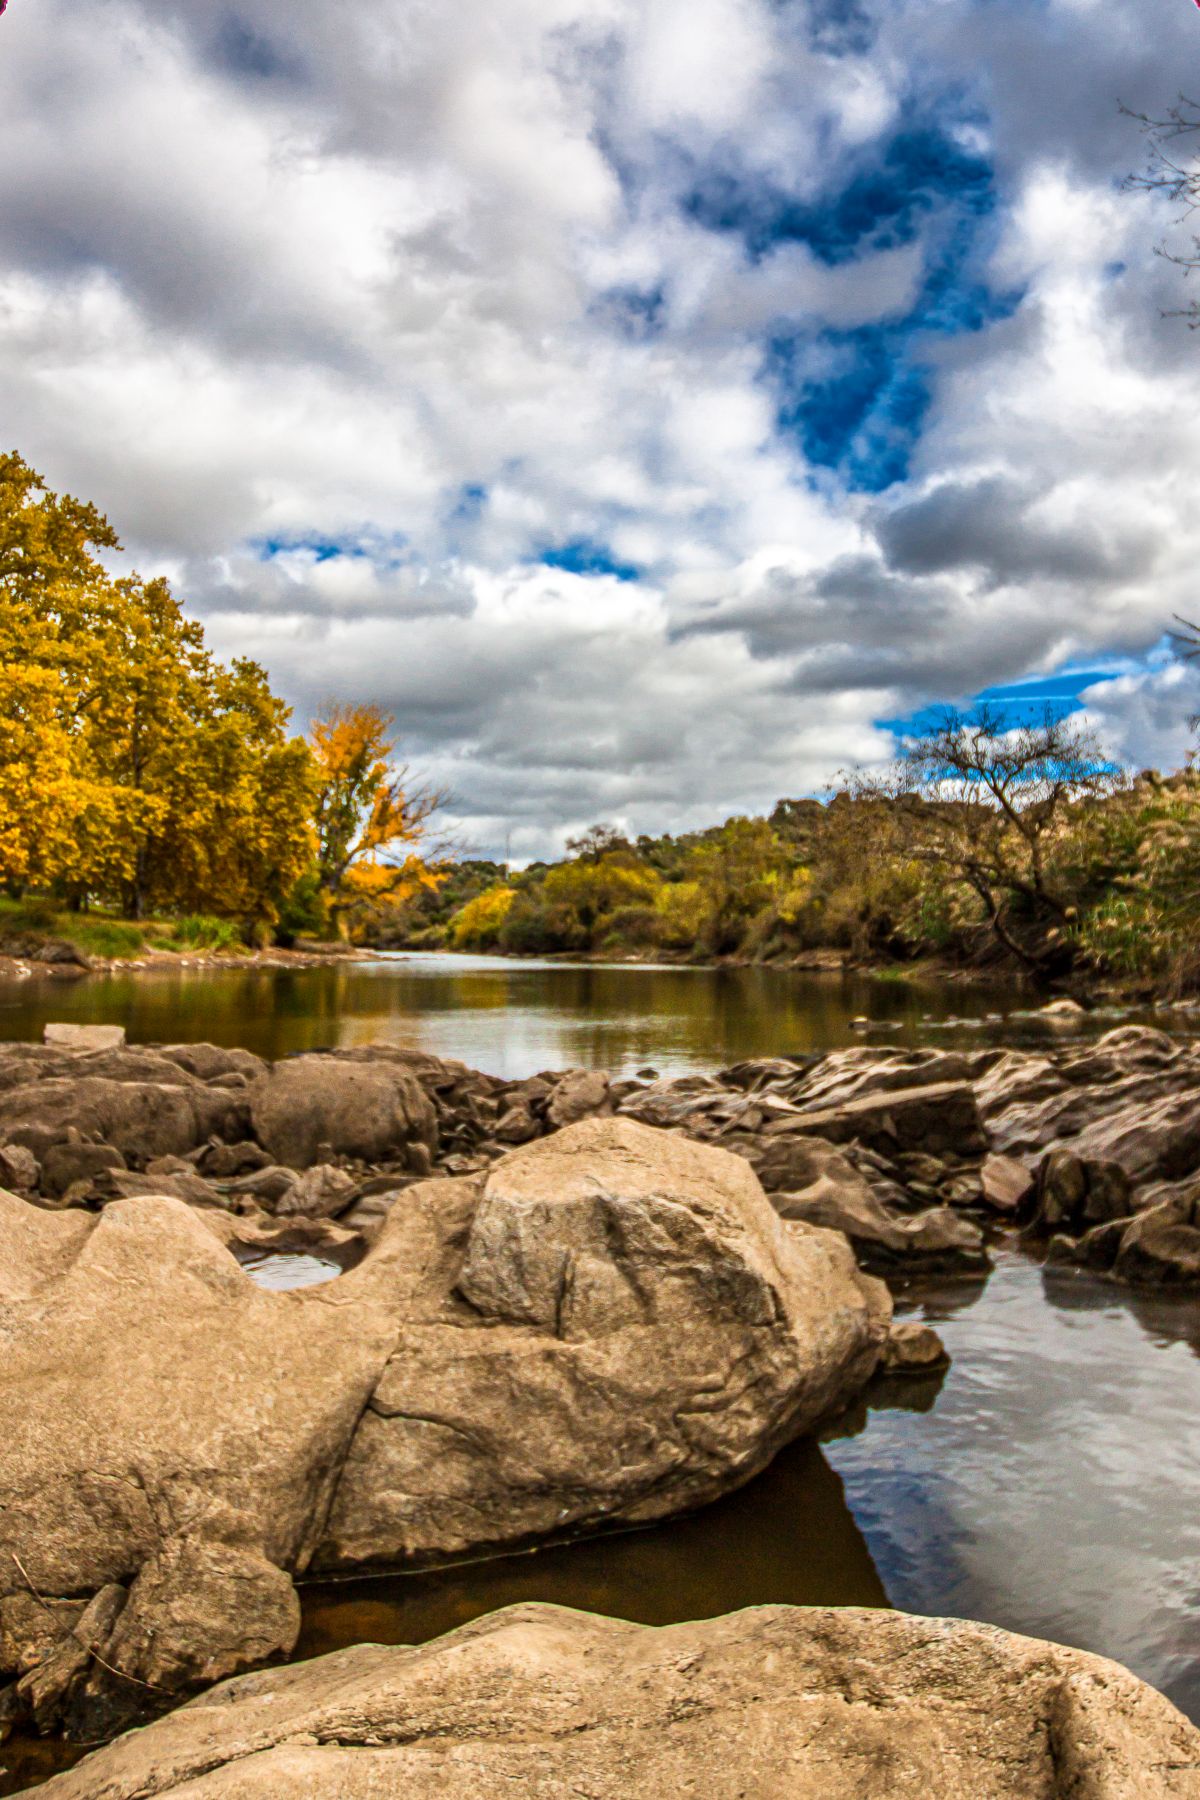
left=0, top=1117, right=888, bottom=1734
left=35, top=1601, right=1200, bottom=1799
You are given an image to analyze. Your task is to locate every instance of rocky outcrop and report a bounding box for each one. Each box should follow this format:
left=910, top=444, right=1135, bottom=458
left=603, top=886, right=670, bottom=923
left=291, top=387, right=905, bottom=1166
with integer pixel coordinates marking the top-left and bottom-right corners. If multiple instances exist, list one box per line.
left=0, top=1118, right=888, bottom=1738
left=776, top=1180, right=989, bottom=1275
left=7, top=1022, right=1200, bottom=1287
left=1050, top=1187, right=1200, bottom=1288
left=1031, top=1149, right=1132, bottom=1234
left=35, top=1601, right=1200, bottom=1799
left=0, top=1075, right=245, bottom=1165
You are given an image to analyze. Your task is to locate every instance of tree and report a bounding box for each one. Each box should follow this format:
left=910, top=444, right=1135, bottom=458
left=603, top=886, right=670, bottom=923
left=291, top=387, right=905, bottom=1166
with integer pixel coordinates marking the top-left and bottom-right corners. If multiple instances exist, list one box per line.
left=1124, top=98, right=1200, bottom=327
left=859, top=706, right=1122, bottom=974
left=140, top=658, right=317, bottom=932
left=309, top=701, right=444, bottom=934
left=686, top=816, right=789, bottom=953
left=0, top=452, right=316, bottom=930
left=541, top=854, right=659, bottom=939
left=564, top=824, right=634, bottom=864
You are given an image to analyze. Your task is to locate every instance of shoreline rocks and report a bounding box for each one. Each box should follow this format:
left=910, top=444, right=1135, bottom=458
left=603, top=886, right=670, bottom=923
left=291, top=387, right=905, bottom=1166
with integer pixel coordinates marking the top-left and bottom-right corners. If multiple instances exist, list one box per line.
left=32, top=1601, right=1200, bottom=1799
left=0, top=1116, right=889, bottom=1740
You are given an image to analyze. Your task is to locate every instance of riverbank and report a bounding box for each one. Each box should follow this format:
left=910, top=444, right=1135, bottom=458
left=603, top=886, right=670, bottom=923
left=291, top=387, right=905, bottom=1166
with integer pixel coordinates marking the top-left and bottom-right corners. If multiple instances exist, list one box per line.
left=3, top=1023, right=1200, bottom=1794
left=0, top=941, right=376, bottom=981
left=0, top=914, right=1177, bottom=1010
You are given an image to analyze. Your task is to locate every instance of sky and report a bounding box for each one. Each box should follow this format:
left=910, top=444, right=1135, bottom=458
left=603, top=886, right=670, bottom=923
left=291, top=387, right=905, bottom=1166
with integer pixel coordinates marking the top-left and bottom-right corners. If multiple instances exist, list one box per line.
left=3, top=0, right=1200, bottom=860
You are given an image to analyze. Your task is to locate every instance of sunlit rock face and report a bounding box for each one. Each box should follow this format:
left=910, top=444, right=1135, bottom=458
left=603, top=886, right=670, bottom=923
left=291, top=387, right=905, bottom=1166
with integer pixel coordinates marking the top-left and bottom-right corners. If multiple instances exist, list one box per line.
left=0, top=1117, right=888, bottom=1738
left=35, top=1602, right=1200, bottom=1800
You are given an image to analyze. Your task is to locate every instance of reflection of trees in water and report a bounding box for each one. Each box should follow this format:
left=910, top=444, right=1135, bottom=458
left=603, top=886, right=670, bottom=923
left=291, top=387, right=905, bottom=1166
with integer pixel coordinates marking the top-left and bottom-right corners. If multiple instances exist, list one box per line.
left=297, top=1438, right=889, bottom=1665
left=0, top=957, right=1172, bottom=1072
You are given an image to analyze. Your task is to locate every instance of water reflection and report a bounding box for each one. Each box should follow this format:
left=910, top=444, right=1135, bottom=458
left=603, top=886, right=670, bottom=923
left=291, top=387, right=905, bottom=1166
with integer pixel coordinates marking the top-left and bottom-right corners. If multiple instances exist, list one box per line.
left=235, top=1250, right=343, bottom=1291
left=297, top=1437, right=887, bottom=1660
left=0, top=953, right=1182, bottom=1078
left=826, top=1251, right=1200, bottom=1720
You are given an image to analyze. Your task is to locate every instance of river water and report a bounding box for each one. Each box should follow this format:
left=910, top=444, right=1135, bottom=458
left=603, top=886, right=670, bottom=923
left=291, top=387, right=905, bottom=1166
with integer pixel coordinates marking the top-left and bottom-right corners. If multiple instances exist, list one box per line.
left=2, top=953, right=1199, bottom=1791
left=0, top=949, right=1179, bottom=1071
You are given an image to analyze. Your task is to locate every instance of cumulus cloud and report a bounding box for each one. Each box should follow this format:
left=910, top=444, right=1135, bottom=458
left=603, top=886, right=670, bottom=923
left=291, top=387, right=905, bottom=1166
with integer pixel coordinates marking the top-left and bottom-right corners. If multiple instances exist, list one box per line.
left=2, top=0, right=1199, bottom=855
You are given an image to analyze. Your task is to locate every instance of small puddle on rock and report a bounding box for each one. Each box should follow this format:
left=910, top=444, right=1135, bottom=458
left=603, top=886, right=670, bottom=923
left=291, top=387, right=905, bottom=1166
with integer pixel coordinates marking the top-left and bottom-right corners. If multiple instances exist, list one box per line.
left=234, top=1250, right=344, bottom=1291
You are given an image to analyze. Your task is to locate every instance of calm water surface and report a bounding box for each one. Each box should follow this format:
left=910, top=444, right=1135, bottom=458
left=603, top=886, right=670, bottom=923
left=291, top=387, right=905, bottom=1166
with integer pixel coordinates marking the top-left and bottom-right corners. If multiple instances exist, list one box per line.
left=2, top=958, right=1199, bottom=1791
left=0, top=950, right=1179, bottom=1075
left=293, top=1251, right=1200, bottom=1724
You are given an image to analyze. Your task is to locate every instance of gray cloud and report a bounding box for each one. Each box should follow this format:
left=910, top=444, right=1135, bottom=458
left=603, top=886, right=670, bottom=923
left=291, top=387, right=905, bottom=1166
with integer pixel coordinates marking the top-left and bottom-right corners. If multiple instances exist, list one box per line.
left=1, top=0, right=1198, bottom=857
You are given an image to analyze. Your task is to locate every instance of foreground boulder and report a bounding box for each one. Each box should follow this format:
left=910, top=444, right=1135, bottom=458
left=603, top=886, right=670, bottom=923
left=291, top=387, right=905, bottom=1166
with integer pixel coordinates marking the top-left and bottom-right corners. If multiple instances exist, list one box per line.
left=0, top=1118, right=887, bottom=1737
left=36, top=1601, right=1200, bottom=1799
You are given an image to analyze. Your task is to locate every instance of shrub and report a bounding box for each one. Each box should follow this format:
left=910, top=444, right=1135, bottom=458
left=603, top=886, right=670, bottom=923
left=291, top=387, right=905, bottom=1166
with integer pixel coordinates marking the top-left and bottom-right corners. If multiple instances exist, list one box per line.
left=163, top=914, right=241, bottom=953
left=450, top=885, right=517, bottom=950
left=597, top=903, right=663, bottom=948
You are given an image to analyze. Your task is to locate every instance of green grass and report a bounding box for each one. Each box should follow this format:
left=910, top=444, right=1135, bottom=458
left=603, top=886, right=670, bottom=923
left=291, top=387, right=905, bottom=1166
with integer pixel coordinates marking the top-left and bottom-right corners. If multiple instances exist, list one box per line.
left=0, top=897, right=247, bottom=961
left=157, top=914, right=241, bottom=953
left=70, top=920, right=148, bottom=958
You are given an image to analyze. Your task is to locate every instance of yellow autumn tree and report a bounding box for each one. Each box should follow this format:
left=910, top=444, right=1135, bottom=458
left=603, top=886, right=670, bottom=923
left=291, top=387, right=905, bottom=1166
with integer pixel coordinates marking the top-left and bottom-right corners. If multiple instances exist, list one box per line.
left=309, top=701, right=444, bottom=936
left=0, top=451, right=316, bottom=930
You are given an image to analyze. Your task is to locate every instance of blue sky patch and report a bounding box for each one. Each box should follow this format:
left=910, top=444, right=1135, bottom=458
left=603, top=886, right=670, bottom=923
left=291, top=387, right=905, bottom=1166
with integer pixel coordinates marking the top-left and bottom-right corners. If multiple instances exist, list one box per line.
left=685, top=125, right=995, bottom=267
left=538, top=540, right=642, bottom=582
left=719, top=120, right=1024, bottom=491
left=881, top=668, right=1123, bottom=740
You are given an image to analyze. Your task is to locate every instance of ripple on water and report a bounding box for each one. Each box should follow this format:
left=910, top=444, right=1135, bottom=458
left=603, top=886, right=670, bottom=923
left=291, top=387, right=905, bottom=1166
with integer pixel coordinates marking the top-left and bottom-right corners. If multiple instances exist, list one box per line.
left=235, top=1251, right=343, bottom=1291
left=825, top=1248, right=1200, bottom=1721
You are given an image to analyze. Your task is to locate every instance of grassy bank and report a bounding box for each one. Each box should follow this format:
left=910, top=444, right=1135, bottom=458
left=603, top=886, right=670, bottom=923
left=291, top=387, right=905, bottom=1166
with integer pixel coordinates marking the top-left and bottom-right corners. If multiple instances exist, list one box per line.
left=0, top=899, right=263, bottom=966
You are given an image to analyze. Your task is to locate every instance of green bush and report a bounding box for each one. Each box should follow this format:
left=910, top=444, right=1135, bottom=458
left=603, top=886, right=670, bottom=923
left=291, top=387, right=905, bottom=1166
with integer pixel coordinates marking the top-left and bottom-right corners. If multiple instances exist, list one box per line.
left=162, top=915, right=241, bottom=953
left=71, top=920, right=147, bottom=958
left=597, top=904, right=663, bottom=948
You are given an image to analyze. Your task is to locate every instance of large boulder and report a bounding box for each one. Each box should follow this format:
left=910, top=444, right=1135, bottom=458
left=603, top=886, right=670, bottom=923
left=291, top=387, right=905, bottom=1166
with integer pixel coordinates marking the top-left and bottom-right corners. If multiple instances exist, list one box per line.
left=249, top=1056, right=438, bottom=1169
left=0, top=1077, right=244, bottom=1165
left=0, top=1117, right=887, bottom=1735
left=35, top=1601, right=1200, bottom=1799
left=316, top=1116, right=888, bottom=1569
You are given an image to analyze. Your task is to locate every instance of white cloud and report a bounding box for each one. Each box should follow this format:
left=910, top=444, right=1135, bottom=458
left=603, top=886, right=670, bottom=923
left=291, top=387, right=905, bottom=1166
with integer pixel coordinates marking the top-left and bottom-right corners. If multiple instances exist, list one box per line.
left=2, top=0, right=1200, bottom=856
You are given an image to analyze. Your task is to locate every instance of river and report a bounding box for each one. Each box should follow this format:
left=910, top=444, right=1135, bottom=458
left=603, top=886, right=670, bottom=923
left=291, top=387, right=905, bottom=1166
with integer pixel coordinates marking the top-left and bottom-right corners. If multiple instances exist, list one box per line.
left=2, top=953, right=1198, bottom=1792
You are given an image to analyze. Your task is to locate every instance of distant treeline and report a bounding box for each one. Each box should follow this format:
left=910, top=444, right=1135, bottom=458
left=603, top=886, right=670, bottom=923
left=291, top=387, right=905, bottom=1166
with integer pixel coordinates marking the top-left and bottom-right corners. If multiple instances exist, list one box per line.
left=396, top=716, right=1200, bottom=993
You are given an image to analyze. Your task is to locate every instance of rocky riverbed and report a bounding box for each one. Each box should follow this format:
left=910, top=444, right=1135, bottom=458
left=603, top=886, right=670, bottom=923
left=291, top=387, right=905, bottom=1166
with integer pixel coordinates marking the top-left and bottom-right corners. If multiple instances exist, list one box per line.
left=3, top=1021, right=1200, bottom=1791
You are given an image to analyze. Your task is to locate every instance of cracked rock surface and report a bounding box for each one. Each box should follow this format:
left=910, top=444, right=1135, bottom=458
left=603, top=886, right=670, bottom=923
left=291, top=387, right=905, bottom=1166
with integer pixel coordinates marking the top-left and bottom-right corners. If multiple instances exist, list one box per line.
left=36, top=1601, right=1200, bottom=1799
left=0, top=1117, right=888, bottom=1739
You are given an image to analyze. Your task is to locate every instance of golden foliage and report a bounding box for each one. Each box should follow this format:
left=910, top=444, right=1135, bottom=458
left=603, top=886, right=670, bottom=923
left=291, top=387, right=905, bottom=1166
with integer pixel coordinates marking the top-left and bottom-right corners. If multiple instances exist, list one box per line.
left=309, top=700, right=444, bottom=929
left=0, top=452, right=316, bottom=928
